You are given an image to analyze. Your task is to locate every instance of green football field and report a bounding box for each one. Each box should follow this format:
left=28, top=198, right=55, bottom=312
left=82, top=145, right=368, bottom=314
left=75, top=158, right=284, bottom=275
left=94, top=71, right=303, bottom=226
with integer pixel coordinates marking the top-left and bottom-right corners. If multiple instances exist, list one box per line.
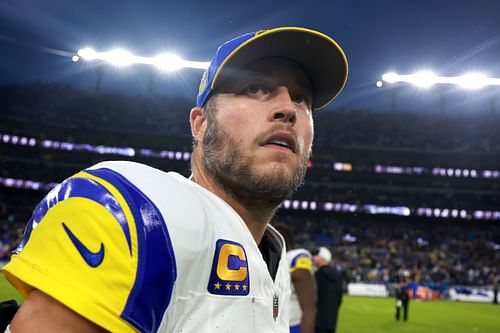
left=1, top=271, right=499, bottom=332
left=0, top=271, right=23, bottom=304
left=337, top=295, right=500, bottom=333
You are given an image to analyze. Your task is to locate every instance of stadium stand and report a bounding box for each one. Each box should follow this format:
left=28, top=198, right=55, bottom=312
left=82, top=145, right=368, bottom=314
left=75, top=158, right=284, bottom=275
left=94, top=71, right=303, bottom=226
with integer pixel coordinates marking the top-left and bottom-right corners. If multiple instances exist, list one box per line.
left=1, top=83, right=499, bottom=298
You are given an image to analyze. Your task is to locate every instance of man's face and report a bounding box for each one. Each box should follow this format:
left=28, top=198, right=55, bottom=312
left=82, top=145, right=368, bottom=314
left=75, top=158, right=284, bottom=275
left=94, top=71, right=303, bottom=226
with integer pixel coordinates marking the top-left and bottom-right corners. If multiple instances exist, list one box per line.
left=201, top=57, right=314, bottom=208
left=313, top=255, right=326, bottom=267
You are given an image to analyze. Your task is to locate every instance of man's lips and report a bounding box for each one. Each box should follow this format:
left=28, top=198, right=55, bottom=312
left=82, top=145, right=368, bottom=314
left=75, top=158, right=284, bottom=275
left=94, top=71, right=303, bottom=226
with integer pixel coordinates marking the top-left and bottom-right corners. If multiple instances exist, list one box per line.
left=260, top=131, right=297, bottom=153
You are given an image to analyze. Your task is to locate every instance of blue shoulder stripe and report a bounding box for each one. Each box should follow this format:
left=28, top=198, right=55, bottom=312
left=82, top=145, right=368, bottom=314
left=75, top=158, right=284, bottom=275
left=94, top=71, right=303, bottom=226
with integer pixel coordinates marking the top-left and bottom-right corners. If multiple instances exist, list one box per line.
left=86, top=168, right=177, bottom=333
left=290, top=253, right=310, bottom=269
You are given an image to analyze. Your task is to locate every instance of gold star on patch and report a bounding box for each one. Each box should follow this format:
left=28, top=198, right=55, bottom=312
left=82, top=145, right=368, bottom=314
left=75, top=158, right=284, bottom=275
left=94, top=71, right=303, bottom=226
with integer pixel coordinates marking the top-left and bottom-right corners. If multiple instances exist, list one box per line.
left=225, top=283, right=231, bottom=291
left=214, top=282, right=221, bottom=290
left=242, top=284, right=248, bottom=291
left=234, top=284, right=240, bottom=291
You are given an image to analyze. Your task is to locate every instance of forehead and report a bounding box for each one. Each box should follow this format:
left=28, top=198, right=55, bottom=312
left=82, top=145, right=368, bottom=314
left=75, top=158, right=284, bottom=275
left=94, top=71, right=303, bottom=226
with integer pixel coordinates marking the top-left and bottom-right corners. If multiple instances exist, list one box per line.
left=219, top=57, right=313, bottom=92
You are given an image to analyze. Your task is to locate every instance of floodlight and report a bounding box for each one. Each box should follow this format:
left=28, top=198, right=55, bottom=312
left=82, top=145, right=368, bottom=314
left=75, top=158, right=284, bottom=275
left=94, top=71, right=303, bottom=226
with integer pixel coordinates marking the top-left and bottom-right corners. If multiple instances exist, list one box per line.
left=457, top=73, right=487, bottom=90
left=77, top=48, right=97, bottom=61
left=382, top=72, right=399, bottom=83
left=104, top=49, right=135, bottom=67
left=376, top=80, right=383, bottom=88
left=75, top=46, right=210, bottom=71
left=154, top=53, right=184, bottom=71
left=412, top=71, right=437, bottom=88
left=182, top=60, right=210, bottom=70
left=381, top=70, right=500, bottom=90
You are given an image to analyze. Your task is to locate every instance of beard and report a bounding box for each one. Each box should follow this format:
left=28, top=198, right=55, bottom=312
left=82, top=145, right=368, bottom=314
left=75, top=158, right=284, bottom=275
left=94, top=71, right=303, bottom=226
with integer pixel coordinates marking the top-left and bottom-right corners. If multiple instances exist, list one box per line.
left=201, top=106, right=310, bottom=210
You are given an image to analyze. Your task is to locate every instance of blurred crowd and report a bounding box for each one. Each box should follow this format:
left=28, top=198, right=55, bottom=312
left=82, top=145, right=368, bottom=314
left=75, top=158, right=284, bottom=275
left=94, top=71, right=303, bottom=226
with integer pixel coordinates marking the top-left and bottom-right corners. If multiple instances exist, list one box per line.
left=0, top=192, right=33, bottom=261
left=313, top=108, right=500, bottom=154
left=2, top=83, right=500, bottom=153
left=1, top=83, right=499, bottom=289
left=274, top=214, right=500, bottom=289
left=2, top=188, right=499, bottom=288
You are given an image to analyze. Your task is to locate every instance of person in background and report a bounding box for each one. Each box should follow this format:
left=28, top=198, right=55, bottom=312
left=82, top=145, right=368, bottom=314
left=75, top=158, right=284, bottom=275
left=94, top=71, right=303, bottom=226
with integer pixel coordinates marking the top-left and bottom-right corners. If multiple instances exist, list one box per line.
left=492, top=276, right=498, bottom=305
left=395, top=275, right=410, bottom=321
left=313, top=247, right=343, bottom=333
left=274, top=223, right=316, bottom=333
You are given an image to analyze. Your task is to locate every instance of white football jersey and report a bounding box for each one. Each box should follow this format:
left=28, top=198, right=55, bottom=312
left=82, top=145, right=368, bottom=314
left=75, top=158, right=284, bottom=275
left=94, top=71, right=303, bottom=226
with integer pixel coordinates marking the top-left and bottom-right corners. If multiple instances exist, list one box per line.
left=3, top=161, right=291, bottom=333
left=286, top=248, right=313, bottom=326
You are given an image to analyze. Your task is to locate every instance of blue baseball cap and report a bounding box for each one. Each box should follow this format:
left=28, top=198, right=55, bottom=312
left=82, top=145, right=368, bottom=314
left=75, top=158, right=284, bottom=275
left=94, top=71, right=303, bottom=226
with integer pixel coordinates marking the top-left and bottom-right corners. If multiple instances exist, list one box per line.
left=196, top=26, right=348, bottom=111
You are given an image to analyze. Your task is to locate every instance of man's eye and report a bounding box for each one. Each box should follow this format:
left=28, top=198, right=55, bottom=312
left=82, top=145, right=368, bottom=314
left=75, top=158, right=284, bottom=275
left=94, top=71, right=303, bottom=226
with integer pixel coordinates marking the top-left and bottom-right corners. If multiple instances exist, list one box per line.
left=243, top=84, right=269, bottom=96
left=292, top=94, right=311, bottom=107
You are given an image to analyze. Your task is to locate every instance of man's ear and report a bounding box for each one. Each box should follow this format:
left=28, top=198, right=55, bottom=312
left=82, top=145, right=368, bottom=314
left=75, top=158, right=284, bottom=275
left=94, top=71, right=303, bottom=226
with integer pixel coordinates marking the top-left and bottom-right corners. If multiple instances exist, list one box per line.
left=190, top=106, right=206, bottom=144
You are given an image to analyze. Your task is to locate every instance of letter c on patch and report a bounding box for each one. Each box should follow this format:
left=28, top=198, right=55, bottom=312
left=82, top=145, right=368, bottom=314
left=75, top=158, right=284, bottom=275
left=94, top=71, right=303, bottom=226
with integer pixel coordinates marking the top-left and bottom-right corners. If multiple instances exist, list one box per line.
left=217, top=243, right=247, bottom=281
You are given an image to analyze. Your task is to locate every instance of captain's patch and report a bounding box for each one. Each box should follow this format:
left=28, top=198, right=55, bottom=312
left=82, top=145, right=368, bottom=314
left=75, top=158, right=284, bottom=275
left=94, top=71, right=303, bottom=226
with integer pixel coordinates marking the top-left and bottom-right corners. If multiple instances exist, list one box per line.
left=207, top=239, right=250, bottom=296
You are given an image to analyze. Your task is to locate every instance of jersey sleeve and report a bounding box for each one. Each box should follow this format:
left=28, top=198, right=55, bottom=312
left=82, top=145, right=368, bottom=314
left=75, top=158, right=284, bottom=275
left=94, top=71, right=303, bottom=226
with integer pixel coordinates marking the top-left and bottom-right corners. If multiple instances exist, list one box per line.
left=289, top=252, right=313, bottom=273
left=2, top=167, right=176, bottom=333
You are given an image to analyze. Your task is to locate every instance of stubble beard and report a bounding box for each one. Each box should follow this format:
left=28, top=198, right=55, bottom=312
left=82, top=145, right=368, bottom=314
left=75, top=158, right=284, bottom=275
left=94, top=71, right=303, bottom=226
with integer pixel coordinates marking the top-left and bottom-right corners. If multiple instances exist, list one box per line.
left=201, top=106, right=310, bottom=210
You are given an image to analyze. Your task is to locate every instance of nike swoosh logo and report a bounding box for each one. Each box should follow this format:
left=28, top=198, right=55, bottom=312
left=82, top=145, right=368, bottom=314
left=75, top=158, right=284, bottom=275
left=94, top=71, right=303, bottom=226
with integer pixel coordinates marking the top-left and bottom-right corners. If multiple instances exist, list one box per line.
left=62, top=222, right=105, bottom=268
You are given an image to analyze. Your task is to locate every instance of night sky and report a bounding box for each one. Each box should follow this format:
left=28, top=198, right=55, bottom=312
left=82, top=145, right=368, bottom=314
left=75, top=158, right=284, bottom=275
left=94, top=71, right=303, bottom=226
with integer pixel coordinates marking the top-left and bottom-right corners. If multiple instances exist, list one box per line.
left=1, top=0, right=500, bottom=113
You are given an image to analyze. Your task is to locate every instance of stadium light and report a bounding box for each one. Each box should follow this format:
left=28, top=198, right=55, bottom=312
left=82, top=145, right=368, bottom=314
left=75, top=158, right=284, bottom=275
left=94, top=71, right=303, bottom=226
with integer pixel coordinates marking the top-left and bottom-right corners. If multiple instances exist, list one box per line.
left=75, top=47, right=210, bottom=70
left=381, top=70, right=500, bottom=89
left=77, top=48, right=97, bottom=61
left=105, top=49, right=137, bottom=67
left=457, top=73, right=488, bottom=90
left=412, top=71, right=437, bottom=88
left=153, top=54, right=183, bottom=71
left=381, top=72, right=399, bottom=83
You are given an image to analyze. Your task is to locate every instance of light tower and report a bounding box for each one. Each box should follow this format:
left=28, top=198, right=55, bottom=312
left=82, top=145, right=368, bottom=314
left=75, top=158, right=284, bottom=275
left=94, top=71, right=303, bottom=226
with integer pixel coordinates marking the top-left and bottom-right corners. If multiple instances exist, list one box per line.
left=73, top=47, right=209, bottom=95
left=378, top=70, right=500, bottom=113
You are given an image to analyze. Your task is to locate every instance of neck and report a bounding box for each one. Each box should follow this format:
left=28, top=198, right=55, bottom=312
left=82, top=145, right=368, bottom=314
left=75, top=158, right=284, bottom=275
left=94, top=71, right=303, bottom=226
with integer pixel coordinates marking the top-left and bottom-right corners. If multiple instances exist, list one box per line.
left=191, top=166, right=277, bottom=245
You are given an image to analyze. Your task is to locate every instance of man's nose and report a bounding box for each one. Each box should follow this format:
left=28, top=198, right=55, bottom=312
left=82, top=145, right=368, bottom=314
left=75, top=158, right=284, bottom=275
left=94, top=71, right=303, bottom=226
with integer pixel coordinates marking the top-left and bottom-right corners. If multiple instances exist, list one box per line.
left=270, top=86, right=297, bottom=125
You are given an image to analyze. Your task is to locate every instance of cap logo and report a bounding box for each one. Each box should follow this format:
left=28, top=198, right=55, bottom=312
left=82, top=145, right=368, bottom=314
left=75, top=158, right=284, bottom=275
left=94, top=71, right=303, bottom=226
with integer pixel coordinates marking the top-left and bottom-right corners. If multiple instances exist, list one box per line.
left=198, top=71, right=208, bottom=96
